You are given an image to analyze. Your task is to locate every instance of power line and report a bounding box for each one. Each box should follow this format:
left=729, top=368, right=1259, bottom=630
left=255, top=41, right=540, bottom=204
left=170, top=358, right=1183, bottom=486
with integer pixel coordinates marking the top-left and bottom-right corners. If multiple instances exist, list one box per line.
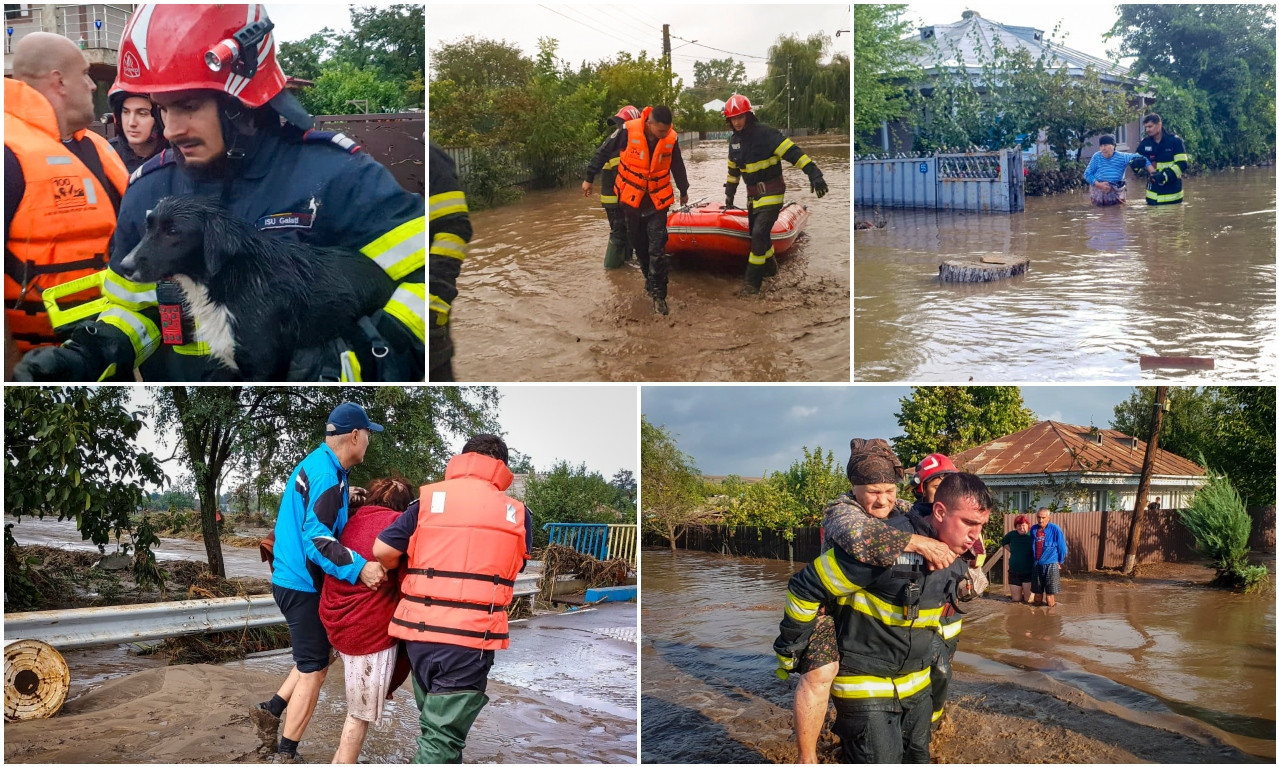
left=537, top=5, right=638, bottom=51
left=669, top=33, right=769, bottom=61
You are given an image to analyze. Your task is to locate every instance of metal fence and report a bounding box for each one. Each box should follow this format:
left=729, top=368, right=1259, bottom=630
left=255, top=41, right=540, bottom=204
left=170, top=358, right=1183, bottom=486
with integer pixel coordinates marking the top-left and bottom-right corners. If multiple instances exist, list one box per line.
left=5, top=5, right=132, bottom=53
left=644, top=525, right=822, bottom=562
left=607, top=524, right=638, bottom=569
left=314, top=113, right=424, bottom=195
left=545, top=522, right=637, bottom=566
left=854, top=148, right=1024, bottom=212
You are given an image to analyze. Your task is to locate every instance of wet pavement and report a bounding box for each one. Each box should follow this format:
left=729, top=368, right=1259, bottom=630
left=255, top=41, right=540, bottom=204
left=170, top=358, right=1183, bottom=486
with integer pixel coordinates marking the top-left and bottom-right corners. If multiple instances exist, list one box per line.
left=452, top=135, right=851, bottom=382
left=854, top=166, right=1277, bottom=381
left=640, top=547, right=1274, bottom=763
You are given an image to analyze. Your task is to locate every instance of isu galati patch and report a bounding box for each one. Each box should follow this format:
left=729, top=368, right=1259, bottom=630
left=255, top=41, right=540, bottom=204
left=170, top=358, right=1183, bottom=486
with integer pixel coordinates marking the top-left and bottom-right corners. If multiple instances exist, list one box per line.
left=256, top=212, right=315, bottom=231
left=52, top=177, right=87, bottom=209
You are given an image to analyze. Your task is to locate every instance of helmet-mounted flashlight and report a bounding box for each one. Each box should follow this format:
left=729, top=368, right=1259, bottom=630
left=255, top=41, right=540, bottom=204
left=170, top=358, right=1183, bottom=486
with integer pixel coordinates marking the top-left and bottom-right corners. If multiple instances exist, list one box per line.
left=204, top=18, right=274, bottom=79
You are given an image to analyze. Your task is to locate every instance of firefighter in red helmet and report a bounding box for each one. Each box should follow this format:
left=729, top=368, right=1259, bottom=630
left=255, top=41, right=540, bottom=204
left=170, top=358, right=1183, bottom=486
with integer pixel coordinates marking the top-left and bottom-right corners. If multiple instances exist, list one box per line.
left=583, top=105, right=642, bottom=268
left=723, top=93, right=828, bottom=294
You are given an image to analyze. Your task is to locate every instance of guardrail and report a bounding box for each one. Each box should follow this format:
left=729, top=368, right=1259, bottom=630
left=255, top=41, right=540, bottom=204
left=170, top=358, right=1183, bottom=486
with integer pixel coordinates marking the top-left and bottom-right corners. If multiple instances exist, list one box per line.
left=5, top=573, right=540, bottom=651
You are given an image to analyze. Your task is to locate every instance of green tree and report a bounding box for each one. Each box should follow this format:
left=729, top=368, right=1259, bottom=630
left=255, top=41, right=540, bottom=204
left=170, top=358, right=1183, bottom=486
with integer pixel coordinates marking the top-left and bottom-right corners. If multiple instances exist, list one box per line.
left=773, top=447, right=848, bottom=526
left=853, top=4, right=922, bottom=150
left=330, top=5, right=425, bottom=88
left=430, top=36, right=534, bottom=91
left=691, top=57, right=747, bottom=101
left=4, top=387, right=166, bottom=547
left=1106, top=4, right=1276, bottom=168
left=760, top=33, right=849, bottom=132
left=278, top=30, right=336, bottom=81
left=1179, top=469, right=1269, bottom=591
left=298, top=63, right=407, bottom=115
left=151, top=386, right=500, bottom=576
left=524, top=460, right=630, bottom=547
left=146, top=488, right=198, bottom=511
left=894, top=387, right=1036, bottom=467
left=640, top=416, right=708, bottom=551
left=1112, top=387, right=1276, bottom=505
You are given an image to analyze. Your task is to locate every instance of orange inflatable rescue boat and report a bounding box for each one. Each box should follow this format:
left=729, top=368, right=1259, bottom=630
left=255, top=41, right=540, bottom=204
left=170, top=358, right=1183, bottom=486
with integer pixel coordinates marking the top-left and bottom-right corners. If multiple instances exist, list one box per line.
left=666, top=202, right=810, bottom=260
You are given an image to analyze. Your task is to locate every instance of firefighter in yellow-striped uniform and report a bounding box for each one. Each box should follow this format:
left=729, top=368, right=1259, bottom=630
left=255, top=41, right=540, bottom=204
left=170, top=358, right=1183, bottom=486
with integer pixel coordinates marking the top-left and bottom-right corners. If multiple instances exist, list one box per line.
left=775, top=473, right=992, bottom=763
left=1135, top=112, right=1189, bottom=205
left=429, top=143, right=471, bottom=381
left=722, top=94, right=828, bottom=294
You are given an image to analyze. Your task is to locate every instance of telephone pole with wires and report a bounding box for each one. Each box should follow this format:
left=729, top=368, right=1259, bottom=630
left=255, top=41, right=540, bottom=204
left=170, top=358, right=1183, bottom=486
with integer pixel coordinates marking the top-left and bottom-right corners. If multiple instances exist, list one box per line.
left=786, top=61, right=792, bottom=132
left=662, top=24, right=672, bottom=102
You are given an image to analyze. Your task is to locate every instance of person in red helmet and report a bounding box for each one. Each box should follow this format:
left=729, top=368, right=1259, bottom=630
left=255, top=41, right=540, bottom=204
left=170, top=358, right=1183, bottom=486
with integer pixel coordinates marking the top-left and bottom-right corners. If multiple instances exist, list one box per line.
left=14, top=4, right=425, bottom=384
left=583, top=105, right=642, bottom=268
left=722, top=93, right=828, bottom=294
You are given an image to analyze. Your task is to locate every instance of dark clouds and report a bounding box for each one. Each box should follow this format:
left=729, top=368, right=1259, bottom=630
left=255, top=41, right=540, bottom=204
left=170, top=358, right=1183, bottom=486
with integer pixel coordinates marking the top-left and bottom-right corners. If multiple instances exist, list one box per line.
left=643, top=386, right=1135, bottom=476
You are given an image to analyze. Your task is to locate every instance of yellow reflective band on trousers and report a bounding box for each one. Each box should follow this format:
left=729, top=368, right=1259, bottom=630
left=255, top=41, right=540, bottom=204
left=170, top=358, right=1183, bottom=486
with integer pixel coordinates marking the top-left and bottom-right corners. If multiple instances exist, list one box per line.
left=773, top=138, right=795, bottom=157
left=751, top=194, right=784, bottom=208
left=748, top=247, right=775, bottom=266
left=362, top=216, right=426, bottom=280
left=1147, top=189, right=1184, bottom=203
left=831, top=668, right=931, bottom=700
left=428, top=190, right=468, bottom=221
left=102, top=269, right=158, bottom=311
left=41, top=272, right=109, bottom=329
left=430, top=231, right=467, bottom=262
left=98, top=306, right=159, bottom=363
left=340, top=350, right=363, bottom=382
left=784, top=591, right=819, bottom=622
left=742, top=155, right=780, bottom=174
left=429, top=293, right=451, bottom=325
left=385, top=282, right=426, bottom=341
left=939, top=618, right=962, bottom=640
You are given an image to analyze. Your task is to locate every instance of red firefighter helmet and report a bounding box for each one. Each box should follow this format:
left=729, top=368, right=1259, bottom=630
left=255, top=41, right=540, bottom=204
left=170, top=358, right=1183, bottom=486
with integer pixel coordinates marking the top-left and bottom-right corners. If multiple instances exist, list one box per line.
left=723, top=93, right=753, bottom=118
left=615, top=105, right=641, bottom=122
left=111, top=4, right=286, bottom=109
left=911, top=453, right=958, bottom=492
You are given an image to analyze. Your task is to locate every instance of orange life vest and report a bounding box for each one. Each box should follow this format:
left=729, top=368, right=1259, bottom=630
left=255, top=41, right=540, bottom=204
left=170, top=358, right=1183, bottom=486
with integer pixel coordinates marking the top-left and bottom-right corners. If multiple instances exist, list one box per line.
left=388, top=452, right=529, bottom=651
left=4, top=78, right=128, bottom=352
left=615, top=106, right=677, bottom=211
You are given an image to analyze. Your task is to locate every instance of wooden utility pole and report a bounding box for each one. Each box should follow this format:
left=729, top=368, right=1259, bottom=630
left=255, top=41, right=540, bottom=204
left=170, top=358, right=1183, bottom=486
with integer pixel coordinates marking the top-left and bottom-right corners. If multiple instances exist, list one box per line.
left=662, top=24, right=672, bottom=103
left=1123, top=386, right=1168, bottom=575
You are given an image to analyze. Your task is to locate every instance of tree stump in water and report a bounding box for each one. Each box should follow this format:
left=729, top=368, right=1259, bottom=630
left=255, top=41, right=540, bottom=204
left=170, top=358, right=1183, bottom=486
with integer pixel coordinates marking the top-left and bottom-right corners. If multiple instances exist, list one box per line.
left=939, top=257, right=1029, bottom=282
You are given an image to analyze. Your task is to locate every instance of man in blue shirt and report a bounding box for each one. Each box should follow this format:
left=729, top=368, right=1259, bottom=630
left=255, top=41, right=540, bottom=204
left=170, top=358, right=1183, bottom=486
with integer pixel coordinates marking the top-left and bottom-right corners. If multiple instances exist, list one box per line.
left=1083, top=135, right=1148, bottom=206
left=257, top=402, right=387, bottom=763
left=1029, top=507, right=1068, bottom=607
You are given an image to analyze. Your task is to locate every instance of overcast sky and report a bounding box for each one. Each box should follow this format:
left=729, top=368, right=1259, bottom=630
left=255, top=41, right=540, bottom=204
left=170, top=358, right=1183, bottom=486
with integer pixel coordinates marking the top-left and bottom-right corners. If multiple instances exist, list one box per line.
left=642, top=386, right=1136, bottom=476
left=900, top=2, right=1129, bottom=64
left=267, top=3, right=356, bottom=43
left=129, top=385, right=636, bottom=491
left=427, top=4, right=851, bottom=85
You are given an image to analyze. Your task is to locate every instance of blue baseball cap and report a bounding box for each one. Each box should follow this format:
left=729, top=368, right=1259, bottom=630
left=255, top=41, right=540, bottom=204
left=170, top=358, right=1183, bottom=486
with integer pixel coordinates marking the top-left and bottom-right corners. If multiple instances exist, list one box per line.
left=326, top=402, right=384, bottom=436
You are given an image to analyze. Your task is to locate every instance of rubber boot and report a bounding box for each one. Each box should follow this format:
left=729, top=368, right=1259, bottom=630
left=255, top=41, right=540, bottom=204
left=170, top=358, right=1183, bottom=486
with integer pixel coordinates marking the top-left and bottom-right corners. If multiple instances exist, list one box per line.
left=743, top=263, right=766, bottom=295
left=644, top=274, right=657, bottom=297
left=763, top=255, right=779, bottom=277
left=604, top=239, right=626, bottom=269
left=413, top=681, right=489, bottom=764
left=653, top=297, right=669, bottom=315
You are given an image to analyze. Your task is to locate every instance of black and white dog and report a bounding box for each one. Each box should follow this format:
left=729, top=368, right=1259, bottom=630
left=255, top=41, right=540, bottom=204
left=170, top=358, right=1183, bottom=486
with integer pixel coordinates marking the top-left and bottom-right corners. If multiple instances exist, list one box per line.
left=116, top=195, right=396, bottom=380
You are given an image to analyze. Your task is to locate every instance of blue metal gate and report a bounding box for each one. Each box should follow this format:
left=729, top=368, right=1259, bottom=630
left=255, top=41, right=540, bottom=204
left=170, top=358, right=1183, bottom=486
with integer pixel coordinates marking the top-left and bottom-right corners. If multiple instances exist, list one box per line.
left=854, top=149, right=1024, bottom=212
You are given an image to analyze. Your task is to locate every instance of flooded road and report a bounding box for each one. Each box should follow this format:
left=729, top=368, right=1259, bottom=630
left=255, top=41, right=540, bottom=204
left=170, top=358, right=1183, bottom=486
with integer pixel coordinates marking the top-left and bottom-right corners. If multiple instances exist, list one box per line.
left=453, top=135, right=850, bottom=382
left=7, top=605, right=637, bottom=764
left=854, top=167, right=1276, bottom=381
left=640, top=548, right=1273, bottom=763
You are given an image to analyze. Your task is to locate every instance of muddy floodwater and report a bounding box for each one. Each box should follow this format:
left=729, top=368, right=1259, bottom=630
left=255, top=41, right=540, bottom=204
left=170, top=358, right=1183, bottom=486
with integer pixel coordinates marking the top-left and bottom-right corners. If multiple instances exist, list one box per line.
left=640, top=548, right=1273, bottom=763
left=854, top=166, right=1276, bottom=381
left=452, top=135, right=850, bottom=382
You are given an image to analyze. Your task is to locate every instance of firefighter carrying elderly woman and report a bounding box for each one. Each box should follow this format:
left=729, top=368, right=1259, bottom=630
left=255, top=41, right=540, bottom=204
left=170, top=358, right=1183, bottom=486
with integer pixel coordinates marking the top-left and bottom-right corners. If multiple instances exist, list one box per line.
left=5, top=3, right=426, bottom=383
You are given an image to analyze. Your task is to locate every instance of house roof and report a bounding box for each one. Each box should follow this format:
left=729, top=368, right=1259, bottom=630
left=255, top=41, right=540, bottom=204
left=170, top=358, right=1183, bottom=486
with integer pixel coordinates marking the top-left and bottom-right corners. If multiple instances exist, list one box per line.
left=952, top=421, right=1206, bottom=478
left=703, top=98, right=727, bottom=112
left=911, top=11, right=1140, bottom=86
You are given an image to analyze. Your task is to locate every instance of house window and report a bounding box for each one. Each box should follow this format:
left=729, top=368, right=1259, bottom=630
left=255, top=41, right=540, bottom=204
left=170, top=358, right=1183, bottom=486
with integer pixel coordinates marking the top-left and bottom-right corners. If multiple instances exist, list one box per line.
left=1116, top=124, right=1127, bottom=147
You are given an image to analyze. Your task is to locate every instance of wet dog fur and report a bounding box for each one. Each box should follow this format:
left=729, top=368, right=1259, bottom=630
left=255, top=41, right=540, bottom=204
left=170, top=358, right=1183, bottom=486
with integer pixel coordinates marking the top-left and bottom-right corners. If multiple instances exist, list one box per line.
left=116, top=195, right=395, bottom=380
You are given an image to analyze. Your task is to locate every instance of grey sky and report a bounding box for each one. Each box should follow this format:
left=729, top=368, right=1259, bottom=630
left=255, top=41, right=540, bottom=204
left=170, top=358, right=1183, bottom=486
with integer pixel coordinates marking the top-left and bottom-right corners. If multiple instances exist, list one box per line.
left=267, top=3, right=356, bottom=43
left=901, top=2, right=1129, bottom=64
left=428, top=4, right=851, bottom=85
left=130, top=386, right=636, bottom=492
left=642, top=386, right=1136, bottom=476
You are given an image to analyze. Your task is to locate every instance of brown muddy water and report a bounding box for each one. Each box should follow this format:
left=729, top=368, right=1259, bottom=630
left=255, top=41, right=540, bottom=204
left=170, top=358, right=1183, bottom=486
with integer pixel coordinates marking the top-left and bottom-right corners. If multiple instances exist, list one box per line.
left=7, top=605, right=637, bottom=764
left=452, top=135, right=850, bottom=382
left=640, top=548, right=1274, bottom=763
left=854, top=166, right=1276, bottom=381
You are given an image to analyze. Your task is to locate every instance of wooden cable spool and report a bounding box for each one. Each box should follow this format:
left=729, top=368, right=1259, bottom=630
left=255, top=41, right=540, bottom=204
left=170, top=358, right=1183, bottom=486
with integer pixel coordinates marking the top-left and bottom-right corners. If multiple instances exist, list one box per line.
left=4, top=639, right=70, bottom=721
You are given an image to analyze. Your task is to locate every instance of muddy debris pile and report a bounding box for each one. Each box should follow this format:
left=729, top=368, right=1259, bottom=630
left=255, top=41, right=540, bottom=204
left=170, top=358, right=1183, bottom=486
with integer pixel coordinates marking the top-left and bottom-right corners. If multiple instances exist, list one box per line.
left=535, top=543, right=631, bottom=601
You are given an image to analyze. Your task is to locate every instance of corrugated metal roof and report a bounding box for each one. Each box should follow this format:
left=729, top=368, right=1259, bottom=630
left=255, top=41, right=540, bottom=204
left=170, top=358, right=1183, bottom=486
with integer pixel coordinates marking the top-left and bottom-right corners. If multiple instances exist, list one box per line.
left=952, top=421, right=1206, bottom=478
left=910, top=12, right=1139, bottom=84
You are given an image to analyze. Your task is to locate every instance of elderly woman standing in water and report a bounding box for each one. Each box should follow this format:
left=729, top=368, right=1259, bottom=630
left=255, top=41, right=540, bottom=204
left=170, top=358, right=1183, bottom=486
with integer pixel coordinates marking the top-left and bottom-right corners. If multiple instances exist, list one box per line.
left=1083, top=135, right=1151, bottom=206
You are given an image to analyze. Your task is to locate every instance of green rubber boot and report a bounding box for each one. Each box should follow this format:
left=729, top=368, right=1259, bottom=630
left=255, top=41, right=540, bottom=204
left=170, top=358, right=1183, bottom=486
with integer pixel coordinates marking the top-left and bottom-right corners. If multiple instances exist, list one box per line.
left=604, top=239, right=626, bottom=269
left=412, top=678, right=489, bottom=764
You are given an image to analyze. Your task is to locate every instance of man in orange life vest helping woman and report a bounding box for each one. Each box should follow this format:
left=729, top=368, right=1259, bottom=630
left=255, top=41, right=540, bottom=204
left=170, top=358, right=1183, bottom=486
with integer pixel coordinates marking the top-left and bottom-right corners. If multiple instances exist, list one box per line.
left=259, top=402, right=532, bottom=764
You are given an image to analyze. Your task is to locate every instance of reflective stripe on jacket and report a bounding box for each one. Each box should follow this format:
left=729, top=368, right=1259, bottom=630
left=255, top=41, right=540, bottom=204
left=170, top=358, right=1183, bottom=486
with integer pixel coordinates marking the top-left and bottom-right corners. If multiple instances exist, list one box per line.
left=389, top=452, right=529, bottom=650
left=1137, top=131, right=1188, bottom=205
left=615, top=107, right=678, bottom=211
left=5, top=78, right=127, bottom=351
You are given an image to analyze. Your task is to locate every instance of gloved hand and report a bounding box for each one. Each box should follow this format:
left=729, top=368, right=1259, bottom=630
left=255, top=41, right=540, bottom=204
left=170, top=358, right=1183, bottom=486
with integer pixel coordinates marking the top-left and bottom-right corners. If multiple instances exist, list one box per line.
left=724, top=194, right=738, bottom=210
left=775, top=653, right=797, bottom=680
left=1129, top=155, right=1147, bottom=174
left=809, top=172, right=828, bottom=198
left=13, top=341, right=100, bottom=381
left=1153, top=168, right=1173, bottom=186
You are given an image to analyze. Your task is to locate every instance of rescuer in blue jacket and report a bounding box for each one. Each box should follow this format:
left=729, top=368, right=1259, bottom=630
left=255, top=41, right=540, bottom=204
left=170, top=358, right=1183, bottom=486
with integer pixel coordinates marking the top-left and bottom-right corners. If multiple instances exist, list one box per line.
left=1134, top=112, right=1189, bottom=205
left=14, top=4, right=424, bottom=383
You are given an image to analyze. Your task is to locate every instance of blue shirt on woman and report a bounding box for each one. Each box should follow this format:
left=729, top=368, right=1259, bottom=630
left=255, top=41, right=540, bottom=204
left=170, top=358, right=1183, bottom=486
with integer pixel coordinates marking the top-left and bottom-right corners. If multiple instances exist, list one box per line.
left=1084, top=150, right=1144, bottom=186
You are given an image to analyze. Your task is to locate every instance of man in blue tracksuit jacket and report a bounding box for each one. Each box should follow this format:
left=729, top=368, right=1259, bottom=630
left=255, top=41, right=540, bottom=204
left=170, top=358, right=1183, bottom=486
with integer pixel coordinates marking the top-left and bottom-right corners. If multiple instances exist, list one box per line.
left=257, top=402, right=388, bottom=762
left=1030, top=507, right=1068, bottom=607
